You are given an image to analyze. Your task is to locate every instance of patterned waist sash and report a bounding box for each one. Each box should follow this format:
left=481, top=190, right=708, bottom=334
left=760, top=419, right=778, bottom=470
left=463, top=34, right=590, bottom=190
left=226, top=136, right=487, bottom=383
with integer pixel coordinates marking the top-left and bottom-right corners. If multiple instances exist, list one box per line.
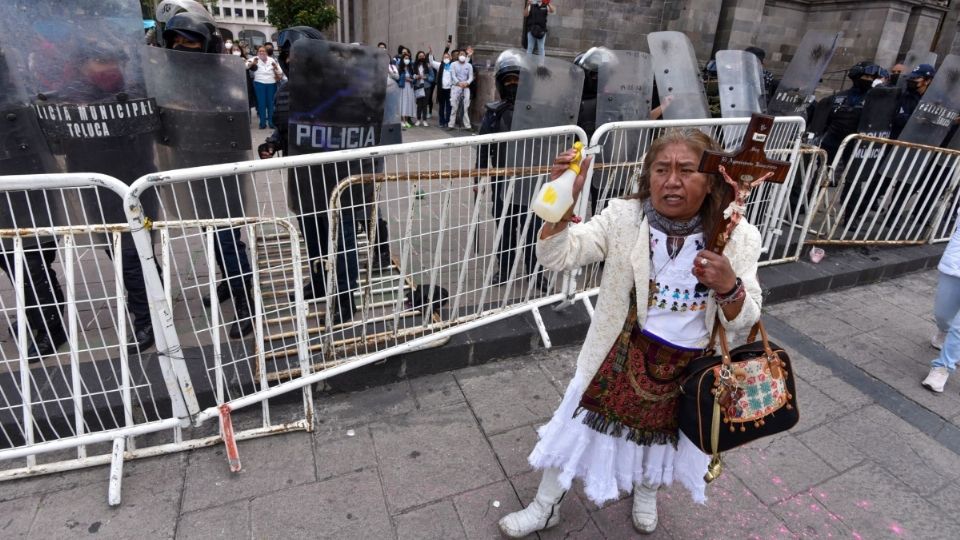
left=575, top=289, right=703, bottom=448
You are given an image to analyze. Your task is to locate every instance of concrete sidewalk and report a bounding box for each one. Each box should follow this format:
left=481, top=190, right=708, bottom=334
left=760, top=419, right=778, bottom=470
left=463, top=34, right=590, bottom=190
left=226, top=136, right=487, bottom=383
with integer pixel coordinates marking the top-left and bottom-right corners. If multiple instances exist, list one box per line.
left=4, top=269, right=960, bottom=539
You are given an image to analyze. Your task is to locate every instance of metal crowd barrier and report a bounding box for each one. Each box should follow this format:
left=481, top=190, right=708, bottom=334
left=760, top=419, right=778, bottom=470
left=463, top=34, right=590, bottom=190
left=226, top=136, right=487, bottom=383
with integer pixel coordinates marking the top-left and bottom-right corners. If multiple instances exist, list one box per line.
left=806, top=134, right=960, bottom=245
left=0, top=173, right=197, bottom=506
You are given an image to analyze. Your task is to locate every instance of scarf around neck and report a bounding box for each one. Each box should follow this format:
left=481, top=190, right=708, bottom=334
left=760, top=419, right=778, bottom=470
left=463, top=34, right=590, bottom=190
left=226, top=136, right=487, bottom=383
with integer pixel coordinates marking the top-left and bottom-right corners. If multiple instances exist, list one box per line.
left=642, top=198, right=703, bottom=237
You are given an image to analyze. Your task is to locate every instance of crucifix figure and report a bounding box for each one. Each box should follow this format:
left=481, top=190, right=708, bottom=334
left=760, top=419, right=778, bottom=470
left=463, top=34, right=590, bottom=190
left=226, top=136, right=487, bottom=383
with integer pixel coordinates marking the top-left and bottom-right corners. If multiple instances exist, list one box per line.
left=697, top=114, right=792, bottom=254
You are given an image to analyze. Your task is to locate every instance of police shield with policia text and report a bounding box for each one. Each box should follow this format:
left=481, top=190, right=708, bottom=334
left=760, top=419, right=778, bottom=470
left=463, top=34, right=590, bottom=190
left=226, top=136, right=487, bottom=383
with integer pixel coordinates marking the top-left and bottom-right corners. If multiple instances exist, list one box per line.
left=286, top=39, right=387, bottom=326
left=7, top=0, right=162, bottom=354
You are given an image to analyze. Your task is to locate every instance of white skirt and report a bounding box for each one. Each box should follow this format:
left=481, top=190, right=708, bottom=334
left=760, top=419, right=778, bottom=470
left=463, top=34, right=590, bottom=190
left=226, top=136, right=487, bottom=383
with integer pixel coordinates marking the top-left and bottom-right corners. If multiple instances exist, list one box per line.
left=529, top=376, right=710, bottom=507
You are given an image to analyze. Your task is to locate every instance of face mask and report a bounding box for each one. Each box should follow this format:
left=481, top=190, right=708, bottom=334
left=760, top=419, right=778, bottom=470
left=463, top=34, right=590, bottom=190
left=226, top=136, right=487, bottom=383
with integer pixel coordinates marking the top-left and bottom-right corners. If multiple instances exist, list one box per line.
left=224, top=43, right=233, bottom=50
left=172, top=44, right=200, bottom=53
left=907, top=79, right=921, bottom=92
left=888, top=73, right=900, bottom=85
left=90, top=68, right=124, bottom=93
left=852, top=79, right=872, bottom=92
left=232, top=50, right=241, bottom=56
left=458, top=55, right=466, bottom=63
left=501, top=84, right=518, bottom=102
left=443, top=58, right=450, bottom=64
left=403, top=58, right=410, bottom=65
left=266, top=50, right=274, bottom=57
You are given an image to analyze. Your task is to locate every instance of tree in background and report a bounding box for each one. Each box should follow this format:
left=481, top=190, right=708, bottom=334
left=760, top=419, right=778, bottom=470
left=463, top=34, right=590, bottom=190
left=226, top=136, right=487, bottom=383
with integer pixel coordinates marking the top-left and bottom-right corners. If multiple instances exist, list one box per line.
left=266, top=0, right=339, bottom=32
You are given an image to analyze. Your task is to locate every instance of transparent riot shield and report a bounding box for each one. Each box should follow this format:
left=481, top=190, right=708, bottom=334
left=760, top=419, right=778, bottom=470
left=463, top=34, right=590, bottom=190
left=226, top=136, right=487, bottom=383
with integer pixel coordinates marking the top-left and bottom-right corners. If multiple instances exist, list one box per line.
left=5, top=0, right=161, bottom=224
left=767, top=30, right=841, bottom=117
left=897, top=50, right=939, bottom=90
left=511, top=52, right=583, bottom=205
left=143, top=46, right=252, bottom=220
left=897, top=54, right=960, bottom=146
left=647, top=31, right=709, bottom=120
left=597, top=50, right=653, bottom=125
left=381, top=76, right=403, bottom=146
left=286, top=39, right=387, bottom=215
left=0, top=48, right=65, bottom=245
left=716, top=50, right=766, bottom=118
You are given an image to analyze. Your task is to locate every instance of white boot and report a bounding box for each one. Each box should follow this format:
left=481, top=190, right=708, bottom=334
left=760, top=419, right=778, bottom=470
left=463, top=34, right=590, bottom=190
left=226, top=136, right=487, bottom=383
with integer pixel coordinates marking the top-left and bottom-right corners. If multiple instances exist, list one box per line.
left=632, top=482, right=659, bottom=534
left=498, top=468, right=565, bottom=538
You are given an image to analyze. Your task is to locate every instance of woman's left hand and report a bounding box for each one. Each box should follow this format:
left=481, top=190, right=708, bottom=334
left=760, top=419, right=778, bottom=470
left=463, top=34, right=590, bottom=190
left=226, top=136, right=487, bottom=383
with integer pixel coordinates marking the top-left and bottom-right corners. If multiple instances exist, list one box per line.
left=692, top=250, right=737, bottom=294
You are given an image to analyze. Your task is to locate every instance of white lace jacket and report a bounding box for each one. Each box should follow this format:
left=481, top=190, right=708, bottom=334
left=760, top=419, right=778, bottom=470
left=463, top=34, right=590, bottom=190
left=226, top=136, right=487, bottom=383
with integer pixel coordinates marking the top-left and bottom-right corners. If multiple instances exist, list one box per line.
left=537, top=198, right=763, bottom=386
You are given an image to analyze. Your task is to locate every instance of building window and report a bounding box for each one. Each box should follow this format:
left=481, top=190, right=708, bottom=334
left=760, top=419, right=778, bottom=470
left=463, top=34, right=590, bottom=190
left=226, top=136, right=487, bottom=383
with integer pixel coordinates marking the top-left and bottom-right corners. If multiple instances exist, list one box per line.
left=246, top=9, right=254, bottom=18
left=257, top=9, right=265, bottom=21
left=234, top=8, right=242, bottom=17
left=212, top=6, right=220, bottom=16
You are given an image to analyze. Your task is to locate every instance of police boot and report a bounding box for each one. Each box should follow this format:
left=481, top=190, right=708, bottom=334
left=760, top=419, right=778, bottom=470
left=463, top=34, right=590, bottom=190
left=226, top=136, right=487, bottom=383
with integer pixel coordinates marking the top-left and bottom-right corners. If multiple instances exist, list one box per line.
left=202, top=282, right=233, bottom=307
left=127, top=297, right=155, bottom=355
left=498, top=468, right=565, bottom=538
left=229, top=282, right=255, bottom=339
left=330, top=291, right=356, bottom=327
left=28, top=306, right=68, bottom=359
left=632, top=482, right=659, bottom=534
left=294, top=272, right=326, bottom=303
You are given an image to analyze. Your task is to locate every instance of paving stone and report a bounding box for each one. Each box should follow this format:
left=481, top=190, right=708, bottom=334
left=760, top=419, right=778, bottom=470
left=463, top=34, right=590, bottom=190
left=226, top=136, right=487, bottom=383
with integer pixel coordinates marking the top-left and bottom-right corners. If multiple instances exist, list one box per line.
left=487, top=424, right=539, bottom=478
left=394, top=500, right=467, bottom=540
left=775, top=308, right=861, bottom=345
left=456, top=359, right=561, bottom=435
left=29, top=467, right=181, bottom=539
left=828, top=406, right=960, bottom=496
left=813, top=462, right=960, bottom=539
left=589, top=496, right=675, bottom=539
left=852, top=349, right=960, bottom=420
left=726, top=435, right=835, bottom=505
left=181, top=430, right=316, bottom=512
left=796, top=425, right=866, bottom=473
left=315, top=380, right=417, bottom=431
left=930, top=478, right=960, bottom=517
left=371, top=403, right=504, bottom=514
left=535, top=345, right=580, bottom=394
left=175, top=500, right=249, bottom=540
left=249, top=470, right=392, bottom=540
left=791, top=377, right=845, bottom=433
left=313, top=425, right=378, bottom=481
left=812, top=375, right=872, bottom=409
left=0, top=495, right=39, bottom=539
left=786, top=350, right=835, bottom=383
left=769, top=492, right=853, bottom=538
left=452, top=480, right=523, bottom=540
left=409, top=372, right=466, bottom=411
left=656, top=471, right=791, bottom=539
left=512, top=470, right=602, bottom=539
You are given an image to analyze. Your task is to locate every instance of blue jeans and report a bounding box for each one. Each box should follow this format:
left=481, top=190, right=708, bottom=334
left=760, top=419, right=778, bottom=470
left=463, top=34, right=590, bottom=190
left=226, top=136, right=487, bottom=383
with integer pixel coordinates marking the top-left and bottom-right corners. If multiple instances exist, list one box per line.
left=526, top=32, right=546, bottom=56
left=933, top=272, right=960, bottom=371
left=253, top=81, right=277, bottom=127
left=438, top=87, right=451, bottom=127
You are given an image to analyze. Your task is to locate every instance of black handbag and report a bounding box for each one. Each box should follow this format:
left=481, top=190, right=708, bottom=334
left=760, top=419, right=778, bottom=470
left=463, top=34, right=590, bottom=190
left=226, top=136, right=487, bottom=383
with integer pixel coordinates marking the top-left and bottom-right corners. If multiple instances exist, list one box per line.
left=679, top=320, right=799, bottom=483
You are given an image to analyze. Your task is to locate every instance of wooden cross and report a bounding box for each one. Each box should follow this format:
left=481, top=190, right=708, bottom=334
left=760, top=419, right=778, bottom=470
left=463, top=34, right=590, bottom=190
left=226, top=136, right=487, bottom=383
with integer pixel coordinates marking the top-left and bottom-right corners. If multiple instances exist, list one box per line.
left=698, top=113, right=792, bottom=254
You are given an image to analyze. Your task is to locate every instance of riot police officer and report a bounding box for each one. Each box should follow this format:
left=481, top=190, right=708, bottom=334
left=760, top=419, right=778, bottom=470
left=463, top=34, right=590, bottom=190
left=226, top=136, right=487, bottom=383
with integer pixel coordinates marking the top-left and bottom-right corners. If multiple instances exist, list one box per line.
left=477, top=50, right=548, bottom=290
left=819, top=61, right=884, bottom=161
left=892, top=63, right=936, bottom=139
left=158, top=12, right=256, bottom=339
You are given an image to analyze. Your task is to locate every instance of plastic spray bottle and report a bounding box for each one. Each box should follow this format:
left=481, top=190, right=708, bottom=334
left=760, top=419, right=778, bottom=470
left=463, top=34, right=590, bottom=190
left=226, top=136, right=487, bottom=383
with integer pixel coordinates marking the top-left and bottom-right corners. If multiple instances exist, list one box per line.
left=530, top=142, right=583, bottom=223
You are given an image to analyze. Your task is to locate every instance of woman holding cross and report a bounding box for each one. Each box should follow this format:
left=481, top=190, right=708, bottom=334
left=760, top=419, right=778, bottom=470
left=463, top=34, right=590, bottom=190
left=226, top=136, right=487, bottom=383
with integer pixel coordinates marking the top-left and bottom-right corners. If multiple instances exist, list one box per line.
left=498, top=129, right=764, bottom=537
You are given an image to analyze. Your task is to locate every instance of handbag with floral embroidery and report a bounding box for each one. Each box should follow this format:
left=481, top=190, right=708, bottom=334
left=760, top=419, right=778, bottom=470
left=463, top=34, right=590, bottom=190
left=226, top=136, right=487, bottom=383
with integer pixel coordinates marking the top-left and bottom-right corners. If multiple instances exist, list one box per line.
left=679, top=320, right=799, bottom=483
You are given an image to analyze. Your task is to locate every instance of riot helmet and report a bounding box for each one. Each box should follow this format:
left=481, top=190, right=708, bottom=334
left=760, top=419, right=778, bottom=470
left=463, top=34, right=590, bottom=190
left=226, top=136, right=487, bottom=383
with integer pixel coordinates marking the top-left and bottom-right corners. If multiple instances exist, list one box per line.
left=163, top=12, right=221, bottom=53
left=847, top=61, right=882, bottom=92
left=155, top=0, right=213, bottom=48
left=575, top=46, right=615, bottom=99
left=494, top=49, right=524, bottom=102
left=277, top=26, right=325, bottom=74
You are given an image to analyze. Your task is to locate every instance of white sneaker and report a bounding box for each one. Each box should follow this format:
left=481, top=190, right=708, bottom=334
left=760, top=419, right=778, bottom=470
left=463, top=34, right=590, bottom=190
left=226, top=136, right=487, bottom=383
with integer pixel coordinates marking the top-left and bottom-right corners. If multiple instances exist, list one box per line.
left=922, top=366, right=949, bottom=393
left=932, top=330, right=947, bottom=350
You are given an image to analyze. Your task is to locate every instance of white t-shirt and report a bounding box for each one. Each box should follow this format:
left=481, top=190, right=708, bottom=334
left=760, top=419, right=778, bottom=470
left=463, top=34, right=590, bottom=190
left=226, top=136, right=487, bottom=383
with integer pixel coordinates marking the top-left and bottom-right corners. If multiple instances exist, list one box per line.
left=247, top=56, right=283, bottom=85
left=643, top=228, right=709, bottom=348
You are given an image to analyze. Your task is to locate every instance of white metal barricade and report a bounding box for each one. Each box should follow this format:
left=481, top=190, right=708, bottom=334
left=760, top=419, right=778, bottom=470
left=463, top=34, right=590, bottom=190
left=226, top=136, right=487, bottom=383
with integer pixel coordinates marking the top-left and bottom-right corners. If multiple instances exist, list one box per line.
left=807, top=135, right=960, bottom=245
left=0, top=173, right=197, bottom=506
left=125, top=126, right=589, bottom=472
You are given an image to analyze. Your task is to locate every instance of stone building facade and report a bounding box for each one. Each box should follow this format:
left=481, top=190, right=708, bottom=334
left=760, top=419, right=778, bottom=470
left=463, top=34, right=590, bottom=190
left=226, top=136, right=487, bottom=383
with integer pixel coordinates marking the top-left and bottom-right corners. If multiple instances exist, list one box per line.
left=349, top=0, right=960, bottom=120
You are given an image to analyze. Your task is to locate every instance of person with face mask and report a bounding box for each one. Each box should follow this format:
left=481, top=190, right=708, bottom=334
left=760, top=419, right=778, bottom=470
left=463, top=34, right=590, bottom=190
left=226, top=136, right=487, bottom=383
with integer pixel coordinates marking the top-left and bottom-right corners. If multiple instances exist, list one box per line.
left=264, top=42, right=275, bottom=58
left=448, top=50, right=474, bottom=129
left=885, top=63, right=907, bottom=87
left=390, top=52, right=418, bottom=128
left=892, top=63, right=936, bottom=139
left=245, top=45, right=284, bottom=129
left=428, top=41, right=454, bottom=128
left=818, top=61, right=883, bottom=161
left=412, top=51, right=435, bottom=126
